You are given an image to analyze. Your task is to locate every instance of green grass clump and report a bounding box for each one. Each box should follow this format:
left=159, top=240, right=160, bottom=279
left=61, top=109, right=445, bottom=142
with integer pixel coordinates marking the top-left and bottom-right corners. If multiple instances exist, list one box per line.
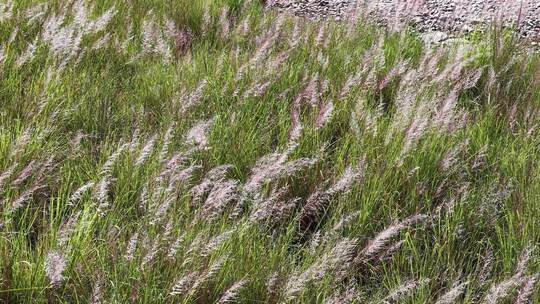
left=0, top=0, right=539, bottom=303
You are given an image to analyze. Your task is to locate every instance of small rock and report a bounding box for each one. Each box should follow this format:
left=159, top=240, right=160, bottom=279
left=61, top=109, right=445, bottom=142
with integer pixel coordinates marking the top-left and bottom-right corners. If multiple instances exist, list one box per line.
left=421, top=31, right=449, bottom=44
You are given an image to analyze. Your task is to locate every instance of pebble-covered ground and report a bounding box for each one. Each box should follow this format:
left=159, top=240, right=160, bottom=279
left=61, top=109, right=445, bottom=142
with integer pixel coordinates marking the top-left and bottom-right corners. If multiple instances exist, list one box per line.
left=269, top=0, right=540, bottom=40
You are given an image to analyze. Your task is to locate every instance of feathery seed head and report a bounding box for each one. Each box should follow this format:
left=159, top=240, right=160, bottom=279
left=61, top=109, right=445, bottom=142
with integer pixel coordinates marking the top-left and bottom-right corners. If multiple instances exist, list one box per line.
left=57, top=211, right=81, bottom=247
left=382, top=278, right=430, bottom=304
left=11, top=160, right=38, bottom=187
left=315, top=101, right=334, bottom=130
left=170, top=272, right=198, bottom=296
left=202, top=229, right=235, bottom=257
left=135, top=135, right=157, bottom=167
left=90, top=277, right=104, bottom=304
left=360, top=214, right=429, bottom=261
left=185, top=118, right=215, bottom=149
left=515, top=274, right=538, bottom=304
left=125, top=232, right=139, bottom=261
left=435, top=281, right=469, bottom=304
left=167, top=233, right=185, bottom=260
left=45, top=250, right=66, bottom=287
left=217, top=279, right=249, bottom=303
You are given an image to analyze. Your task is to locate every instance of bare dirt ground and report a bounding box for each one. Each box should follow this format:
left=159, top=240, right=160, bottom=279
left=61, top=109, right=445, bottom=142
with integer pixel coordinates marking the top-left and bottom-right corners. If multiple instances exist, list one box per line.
left=269, top=0, right=540, bottom=41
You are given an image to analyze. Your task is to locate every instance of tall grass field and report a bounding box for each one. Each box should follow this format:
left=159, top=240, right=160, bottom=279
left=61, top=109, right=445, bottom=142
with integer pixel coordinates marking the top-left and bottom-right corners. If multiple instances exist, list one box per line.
left=0, top=0, right=539, bottom=303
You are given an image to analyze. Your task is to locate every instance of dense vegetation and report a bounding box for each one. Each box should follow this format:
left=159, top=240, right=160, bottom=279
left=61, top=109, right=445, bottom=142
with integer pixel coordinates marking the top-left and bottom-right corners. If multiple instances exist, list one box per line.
left=0, top=0, right=539, bottom=303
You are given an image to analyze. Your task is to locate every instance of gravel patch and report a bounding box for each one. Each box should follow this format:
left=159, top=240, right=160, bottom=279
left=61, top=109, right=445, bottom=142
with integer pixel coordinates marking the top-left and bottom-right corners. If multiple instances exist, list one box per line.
left=269, top=0, right=540, bottom=41
left=268, top=0, right=352, bottom=20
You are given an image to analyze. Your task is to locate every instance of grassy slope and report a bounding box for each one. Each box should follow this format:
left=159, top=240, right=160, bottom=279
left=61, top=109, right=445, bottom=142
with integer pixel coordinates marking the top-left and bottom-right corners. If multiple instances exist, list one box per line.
left=0, top=0, right=539, bottom=303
